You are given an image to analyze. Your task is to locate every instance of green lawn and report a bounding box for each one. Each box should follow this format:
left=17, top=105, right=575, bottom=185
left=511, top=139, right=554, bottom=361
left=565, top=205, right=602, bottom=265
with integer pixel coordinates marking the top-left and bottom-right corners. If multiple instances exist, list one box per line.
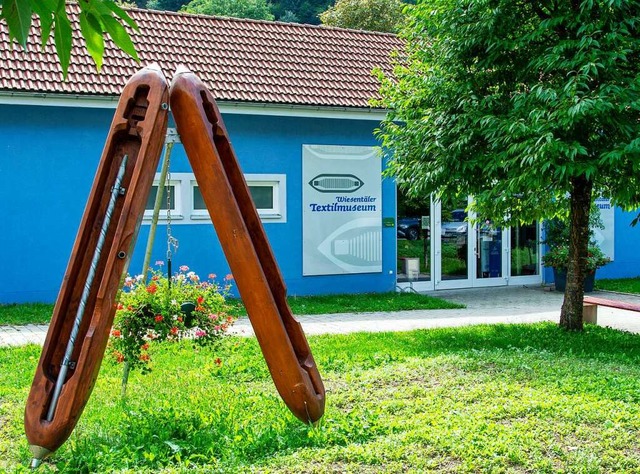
left=1, top=293, right=462, bottom=326
left=3, top=323, right=640, bottom=472
left=596, top=277, right=640, bottom=294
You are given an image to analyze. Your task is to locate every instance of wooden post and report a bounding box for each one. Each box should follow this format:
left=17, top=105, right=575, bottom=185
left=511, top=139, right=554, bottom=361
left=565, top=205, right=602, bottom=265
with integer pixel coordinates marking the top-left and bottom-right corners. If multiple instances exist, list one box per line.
left=583, top=303, right=598, bottom=325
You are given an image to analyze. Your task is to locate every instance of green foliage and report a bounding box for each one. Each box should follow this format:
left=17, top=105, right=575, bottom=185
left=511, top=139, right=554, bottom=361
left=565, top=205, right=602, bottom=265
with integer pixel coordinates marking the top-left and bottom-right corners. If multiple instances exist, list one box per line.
left=111, top=265, right=235, bottom=372
left=3, top=324, right=640, bottom=471
left=270, top=0, right=332, bottom=24
left=0, top=0, right=139, bottom=77
left=542, top=244, right=609, bottom=272
left=377, top=0, right=640, bottom=225
left=376, top=0, right=640, bottom=325
left=181, top=0, right=274, bottom=20
left=0, top=303, right=53, bottom=326
left=145, top=0, right=190, bottom=10
left=319, top=0, right=406, bottom=32
left=596, top=277, right=640, bottom=294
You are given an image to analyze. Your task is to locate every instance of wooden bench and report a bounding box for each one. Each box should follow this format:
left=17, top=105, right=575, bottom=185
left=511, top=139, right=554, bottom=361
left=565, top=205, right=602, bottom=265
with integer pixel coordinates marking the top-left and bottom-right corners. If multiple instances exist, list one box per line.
left=583, top=296, right=640, bottom=324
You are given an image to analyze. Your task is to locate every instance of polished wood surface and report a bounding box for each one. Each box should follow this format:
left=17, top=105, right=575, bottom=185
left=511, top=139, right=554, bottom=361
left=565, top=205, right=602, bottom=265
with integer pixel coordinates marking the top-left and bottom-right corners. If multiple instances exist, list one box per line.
left=24, top=65, right=169, bottom=456
left=583, top=296, right=640, bottom=313
left=169, top=66, right=325, bottom=423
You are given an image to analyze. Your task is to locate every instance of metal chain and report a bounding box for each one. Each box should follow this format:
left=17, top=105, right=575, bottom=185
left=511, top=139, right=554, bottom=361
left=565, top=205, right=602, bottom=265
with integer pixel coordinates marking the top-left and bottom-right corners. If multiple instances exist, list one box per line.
left=166, top=161, right=179, bottom=264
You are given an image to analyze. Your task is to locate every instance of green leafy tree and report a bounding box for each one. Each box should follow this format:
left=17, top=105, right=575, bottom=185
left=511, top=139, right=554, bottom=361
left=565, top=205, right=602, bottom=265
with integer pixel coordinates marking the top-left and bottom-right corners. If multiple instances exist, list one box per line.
left=181, top=0, right=274, bottom=20
left=145, top=0, right=190, bottom=10
left=376, top=0, right=640, bottom=330
left=0, top=0, right=139, bottom=77
left=320, top=0, right=405, bottom=32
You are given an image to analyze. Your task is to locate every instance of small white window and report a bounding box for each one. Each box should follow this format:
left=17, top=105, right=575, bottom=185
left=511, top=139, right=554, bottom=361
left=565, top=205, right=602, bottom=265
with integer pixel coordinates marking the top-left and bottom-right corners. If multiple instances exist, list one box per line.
left=143, top=180, right=182, bottom=220
left=191, top=174, right=286, bottom=223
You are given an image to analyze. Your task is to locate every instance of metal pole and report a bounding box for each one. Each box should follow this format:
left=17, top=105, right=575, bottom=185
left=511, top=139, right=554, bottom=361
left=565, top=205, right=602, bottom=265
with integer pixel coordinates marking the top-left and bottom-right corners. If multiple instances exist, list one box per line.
left=141, top=133, right=176, bottom=279
left=46, top=155, right=129, bottom=422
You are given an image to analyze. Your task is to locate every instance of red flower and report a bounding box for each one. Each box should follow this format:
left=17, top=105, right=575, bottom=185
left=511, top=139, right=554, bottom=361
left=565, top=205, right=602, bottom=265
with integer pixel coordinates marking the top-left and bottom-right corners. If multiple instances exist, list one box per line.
left=170, top=326, right=179, bottom=335
left=197, top=296, right=204, bottom=305
left=196, top=305, right=205, bottom=312
left=113, top=351, right=125, bottom=363
left=224, top=274, right=234, bottom=281
left=139, top=354, right=150, bottom=362
left=155, top=314, right=163, bottom=323
left=116, top=303, right=124, bottom=311
left=146, top=284, right=158, bottom=294
left=152, top=275, right=159, bottom=281
left=111, top=329, right=121, bottom=338
left=177, top=316, right=183, bottom=322
left=214, top=357, right=222, bottom=366
left=226, top=316, right=234, bottom=323
left=141, top=343, right=149, bottom=351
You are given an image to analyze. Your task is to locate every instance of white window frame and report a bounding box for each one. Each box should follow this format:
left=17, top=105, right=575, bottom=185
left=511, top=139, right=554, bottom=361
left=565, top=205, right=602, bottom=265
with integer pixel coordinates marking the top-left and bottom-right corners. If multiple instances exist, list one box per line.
left=143, top=178, right=183, bottom=221
left=144, top=172, right=286, bottom=224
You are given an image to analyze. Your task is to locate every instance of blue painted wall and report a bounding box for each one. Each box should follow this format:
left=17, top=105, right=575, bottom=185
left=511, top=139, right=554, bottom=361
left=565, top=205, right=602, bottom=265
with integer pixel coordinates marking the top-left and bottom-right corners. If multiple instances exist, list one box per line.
left=0, top=104, right=396, bottom=303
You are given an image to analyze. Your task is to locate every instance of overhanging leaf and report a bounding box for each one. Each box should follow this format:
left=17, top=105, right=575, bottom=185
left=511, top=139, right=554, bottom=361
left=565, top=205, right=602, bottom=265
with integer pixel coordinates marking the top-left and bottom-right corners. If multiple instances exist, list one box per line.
left=53, top=9, right=72, bottom=78
left=3, top=0, right=32, bottom=48
left=79, top=11, right=104, bottom=70
left=102, top=14, right=139, bottom=62
left=102, top=0, right=139, bottom=32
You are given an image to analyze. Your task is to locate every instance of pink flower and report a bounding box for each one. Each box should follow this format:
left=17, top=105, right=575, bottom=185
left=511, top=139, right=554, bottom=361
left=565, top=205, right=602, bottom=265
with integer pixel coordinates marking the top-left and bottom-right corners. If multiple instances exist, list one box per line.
left=224, top=274, right=234, bottom=281
left=155, top=260, right=164, bottom=266
left=208, top=273, right=216, bottom=280
left=209, top=313, right=218, bottom=320
left=179, top=265, right=189, bottom=272
left=214, top=325, right=221, bottom=331
left=195, top=329, right=206, bottom=338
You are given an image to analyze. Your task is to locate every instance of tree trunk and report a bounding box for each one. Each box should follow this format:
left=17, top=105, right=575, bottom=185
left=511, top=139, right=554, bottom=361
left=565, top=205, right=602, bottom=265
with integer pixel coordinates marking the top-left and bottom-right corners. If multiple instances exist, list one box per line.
left=559, top=175, right=593, bottom=330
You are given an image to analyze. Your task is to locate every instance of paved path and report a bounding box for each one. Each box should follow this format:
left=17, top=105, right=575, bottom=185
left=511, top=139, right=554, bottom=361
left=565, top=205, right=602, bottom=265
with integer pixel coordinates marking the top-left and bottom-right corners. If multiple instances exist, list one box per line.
left=3, top=286, right=640, bottom=347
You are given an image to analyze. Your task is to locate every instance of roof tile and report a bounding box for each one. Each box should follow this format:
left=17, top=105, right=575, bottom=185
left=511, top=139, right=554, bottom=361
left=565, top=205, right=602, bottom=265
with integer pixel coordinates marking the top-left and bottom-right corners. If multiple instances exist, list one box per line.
left=0, top=4, right=402, bottom=108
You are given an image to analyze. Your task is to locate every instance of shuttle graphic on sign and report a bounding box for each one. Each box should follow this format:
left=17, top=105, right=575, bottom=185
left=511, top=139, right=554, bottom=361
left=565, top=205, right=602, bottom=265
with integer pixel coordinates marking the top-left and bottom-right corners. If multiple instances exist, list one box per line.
left=317, top=217, right=381, bottom=273
left=303, top=145, right=382, bottom=276
left=309, top=174, right=364, bottom=193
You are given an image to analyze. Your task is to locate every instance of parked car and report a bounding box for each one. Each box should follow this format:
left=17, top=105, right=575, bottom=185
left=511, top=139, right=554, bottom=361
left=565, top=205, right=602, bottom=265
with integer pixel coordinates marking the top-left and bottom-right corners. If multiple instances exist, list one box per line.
left=397, top=216, right=422, bottom=240
left=441, top=209, right=467, bottom=240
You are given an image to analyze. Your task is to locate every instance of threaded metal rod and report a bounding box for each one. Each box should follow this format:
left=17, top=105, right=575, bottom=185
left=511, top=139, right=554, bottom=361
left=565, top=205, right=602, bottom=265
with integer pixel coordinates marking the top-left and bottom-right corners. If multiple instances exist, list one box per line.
left=45, top=155, right=128, bottom=422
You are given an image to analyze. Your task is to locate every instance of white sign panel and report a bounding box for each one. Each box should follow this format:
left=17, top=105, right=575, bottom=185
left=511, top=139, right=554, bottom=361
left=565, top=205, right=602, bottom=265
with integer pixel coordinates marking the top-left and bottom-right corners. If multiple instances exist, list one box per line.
left=594, top=197, right=615, bottom=261
left=303, top=145, right=382, bottom=276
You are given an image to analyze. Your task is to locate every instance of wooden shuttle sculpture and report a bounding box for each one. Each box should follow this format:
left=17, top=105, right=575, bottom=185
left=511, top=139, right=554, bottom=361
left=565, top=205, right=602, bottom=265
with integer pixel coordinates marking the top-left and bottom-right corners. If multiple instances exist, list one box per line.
left=24, top=64, right=169, bottom=468
left=169, top=66, right=325, bottom=424
left=24, top=65, right=324, bottom=468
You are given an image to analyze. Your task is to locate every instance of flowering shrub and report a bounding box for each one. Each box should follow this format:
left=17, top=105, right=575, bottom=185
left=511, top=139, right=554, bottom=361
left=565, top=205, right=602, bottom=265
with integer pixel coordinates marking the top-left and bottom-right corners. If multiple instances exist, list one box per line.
left=110, top=263, right=235, bottom=372
left=542, top=245, right=610, bottom=272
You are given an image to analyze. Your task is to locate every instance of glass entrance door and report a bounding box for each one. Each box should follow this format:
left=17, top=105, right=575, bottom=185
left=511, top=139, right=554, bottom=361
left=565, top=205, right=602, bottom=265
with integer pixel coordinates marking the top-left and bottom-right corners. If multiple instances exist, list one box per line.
left=472, top=219, right=506, bottom=287
left=434, top=200, right=509, bottom=289
left=435, top=199, right=471, bottom=289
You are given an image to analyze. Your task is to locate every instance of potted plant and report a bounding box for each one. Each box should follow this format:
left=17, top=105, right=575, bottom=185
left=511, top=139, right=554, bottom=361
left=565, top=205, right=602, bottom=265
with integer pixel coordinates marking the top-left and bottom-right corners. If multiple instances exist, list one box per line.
left=542, top=244, right=610, bottom=292
left=542, top=207, right=610, bottom=292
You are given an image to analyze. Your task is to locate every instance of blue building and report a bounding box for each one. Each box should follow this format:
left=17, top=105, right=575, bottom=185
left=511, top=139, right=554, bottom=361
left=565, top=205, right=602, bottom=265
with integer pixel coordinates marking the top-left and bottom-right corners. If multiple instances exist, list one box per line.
left=1, top=7, right=638, bottom=304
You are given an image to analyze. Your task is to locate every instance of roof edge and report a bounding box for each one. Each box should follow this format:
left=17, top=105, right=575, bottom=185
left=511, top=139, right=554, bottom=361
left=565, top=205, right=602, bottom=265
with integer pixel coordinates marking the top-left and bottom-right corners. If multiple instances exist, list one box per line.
left=0, top=91, right=388, bottom=121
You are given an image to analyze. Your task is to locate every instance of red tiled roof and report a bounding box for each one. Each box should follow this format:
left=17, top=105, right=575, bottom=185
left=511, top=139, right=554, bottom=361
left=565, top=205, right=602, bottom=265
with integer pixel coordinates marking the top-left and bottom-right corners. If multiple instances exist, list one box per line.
left=0, top=4, right=402, bottom=108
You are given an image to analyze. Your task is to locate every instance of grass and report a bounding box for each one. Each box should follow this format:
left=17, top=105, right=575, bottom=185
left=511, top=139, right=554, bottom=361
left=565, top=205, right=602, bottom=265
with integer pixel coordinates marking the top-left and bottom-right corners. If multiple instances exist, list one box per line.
left=3, top=323, right=640, bottom=472
left=596, top=277, right=640, bottom=294
left=1, top=293, right=462, bottom=326
left=0, top=303, right=54, bottom=326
